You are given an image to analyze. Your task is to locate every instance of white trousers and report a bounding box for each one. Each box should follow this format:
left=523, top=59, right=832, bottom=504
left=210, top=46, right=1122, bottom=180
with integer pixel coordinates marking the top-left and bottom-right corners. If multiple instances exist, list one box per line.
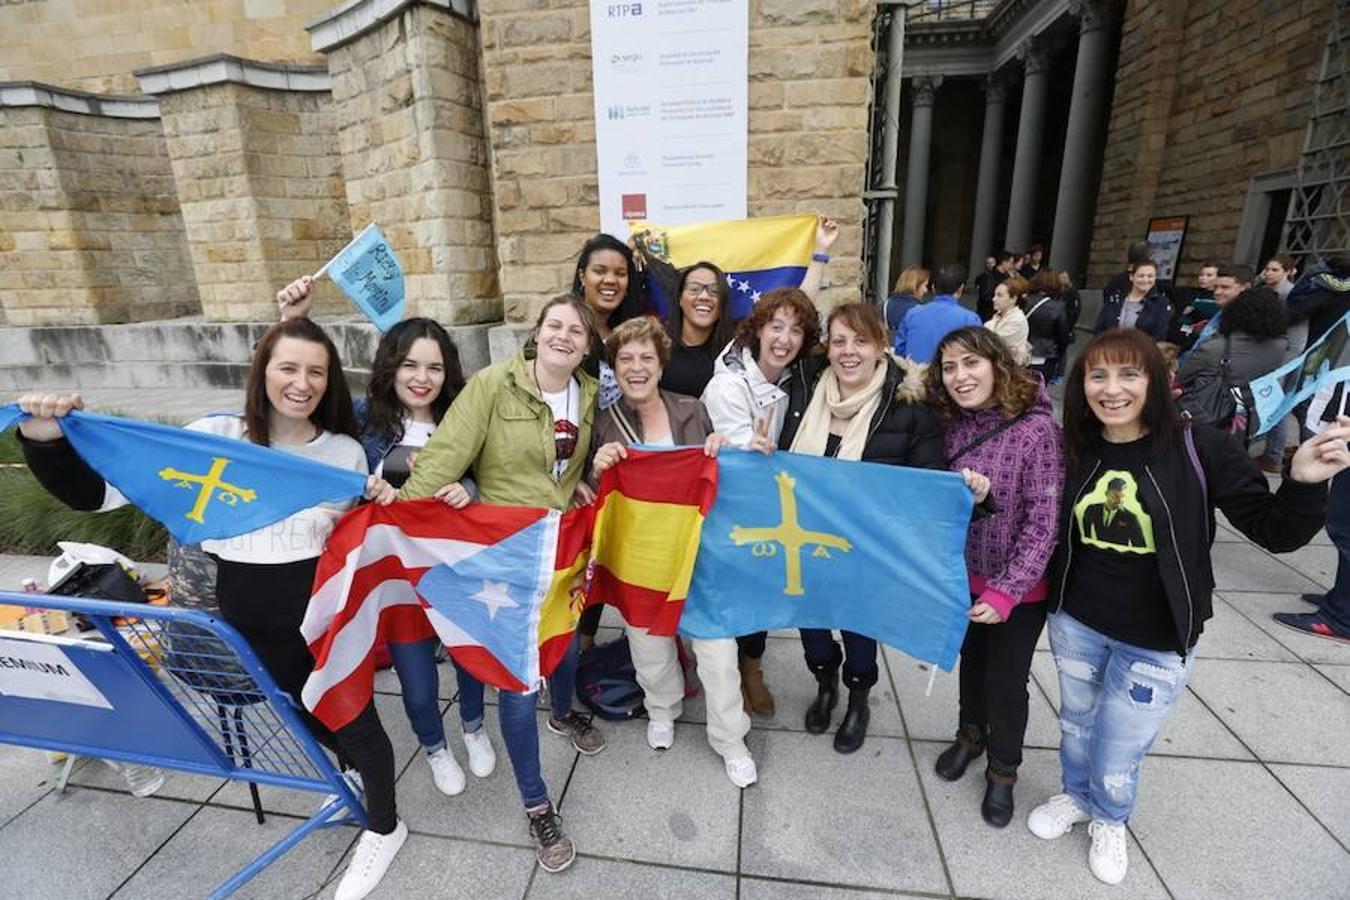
left=624, top=623, right=751, bottom=760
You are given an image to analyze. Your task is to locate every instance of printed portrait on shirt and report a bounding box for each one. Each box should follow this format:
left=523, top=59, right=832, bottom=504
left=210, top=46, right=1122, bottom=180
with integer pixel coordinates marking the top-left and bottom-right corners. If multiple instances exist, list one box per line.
left=1074, top=470, right=1155, bottom=553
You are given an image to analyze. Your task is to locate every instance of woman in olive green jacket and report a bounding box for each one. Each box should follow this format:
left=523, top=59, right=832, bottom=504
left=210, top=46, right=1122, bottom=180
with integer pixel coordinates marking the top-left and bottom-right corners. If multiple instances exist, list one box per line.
left=398, top=293, right=602, bottom=874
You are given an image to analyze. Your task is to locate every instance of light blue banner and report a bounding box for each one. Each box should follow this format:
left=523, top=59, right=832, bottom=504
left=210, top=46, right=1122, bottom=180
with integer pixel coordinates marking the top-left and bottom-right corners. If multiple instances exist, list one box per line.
left=325, top=224, right=405, bottom=332
left=1249, top=310, right=1350, bottom=435
left=682, top=450, right=973, bottom=671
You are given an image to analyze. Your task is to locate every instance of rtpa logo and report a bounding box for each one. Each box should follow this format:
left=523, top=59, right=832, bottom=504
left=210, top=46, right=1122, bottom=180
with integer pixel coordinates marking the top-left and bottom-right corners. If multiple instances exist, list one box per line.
left=608, top=2, right=643, bottom=17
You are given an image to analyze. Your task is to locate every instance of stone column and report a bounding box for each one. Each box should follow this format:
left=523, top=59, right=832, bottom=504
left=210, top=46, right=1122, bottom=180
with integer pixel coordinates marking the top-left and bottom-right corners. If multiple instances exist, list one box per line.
left=900, top=74, right=942, bottom=267
left=1050, top=0, right=1117, bottom=280
left=1005, top=44, right=1052, bottom=254
left=967, top=77, right=1007, bottom=283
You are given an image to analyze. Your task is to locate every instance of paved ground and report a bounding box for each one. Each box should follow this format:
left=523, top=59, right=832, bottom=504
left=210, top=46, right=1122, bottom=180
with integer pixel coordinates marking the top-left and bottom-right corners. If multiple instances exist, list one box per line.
left=0, top=389, right=1347, bottom=899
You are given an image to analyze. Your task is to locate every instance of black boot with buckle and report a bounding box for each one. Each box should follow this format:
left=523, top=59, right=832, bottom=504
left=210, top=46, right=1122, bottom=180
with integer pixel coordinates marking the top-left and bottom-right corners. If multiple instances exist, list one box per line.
left=804, top=663, right=840, bottom=734
left=981, top=759, right=1018, bottom=828
left=935, top=723, right=985, bottom=781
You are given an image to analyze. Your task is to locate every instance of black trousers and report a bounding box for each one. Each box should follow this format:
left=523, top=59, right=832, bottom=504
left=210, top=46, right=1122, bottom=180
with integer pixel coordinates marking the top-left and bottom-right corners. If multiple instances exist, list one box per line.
left=217, top=557, right=399, bottom=834
left=799, top=629, right=879, bottom=688
left=956, top=599, right=1048, bottom=769
left=577, top=601, right=604, bottom=638
left=736, top=631, right=767, bottom=659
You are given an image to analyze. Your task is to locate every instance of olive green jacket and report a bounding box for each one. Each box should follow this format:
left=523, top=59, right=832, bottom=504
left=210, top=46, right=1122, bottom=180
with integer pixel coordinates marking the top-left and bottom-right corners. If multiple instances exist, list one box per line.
left=399, top=351, right=598, bottom=509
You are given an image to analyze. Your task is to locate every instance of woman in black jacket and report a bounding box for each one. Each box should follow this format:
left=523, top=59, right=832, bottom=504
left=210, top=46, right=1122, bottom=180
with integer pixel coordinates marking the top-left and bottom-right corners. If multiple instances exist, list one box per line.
left=1025, top=269, right=1072, bottom=382
left=1025, top=327, right=1348, bottom=887
left=1094, top=259, right=1170, bottom=340
left=763, top=302, right=981, bottom=753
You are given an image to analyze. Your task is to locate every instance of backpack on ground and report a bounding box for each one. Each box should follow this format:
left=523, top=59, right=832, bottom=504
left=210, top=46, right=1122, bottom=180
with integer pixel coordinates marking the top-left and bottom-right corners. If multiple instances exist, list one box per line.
left=574, top=635, right=646, bottom=720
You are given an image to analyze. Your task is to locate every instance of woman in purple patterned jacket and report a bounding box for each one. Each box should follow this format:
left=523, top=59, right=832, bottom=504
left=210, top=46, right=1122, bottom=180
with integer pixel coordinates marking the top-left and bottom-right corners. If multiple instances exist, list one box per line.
left=924, top=326, right=1065, bottom=828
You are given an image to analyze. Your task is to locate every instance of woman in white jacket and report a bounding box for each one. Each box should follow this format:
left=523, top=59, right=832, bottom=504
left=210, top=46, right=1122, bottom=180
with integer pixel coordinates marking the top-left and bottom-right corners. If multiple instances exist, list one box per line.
left=986, top=275, right=1032, bottom=366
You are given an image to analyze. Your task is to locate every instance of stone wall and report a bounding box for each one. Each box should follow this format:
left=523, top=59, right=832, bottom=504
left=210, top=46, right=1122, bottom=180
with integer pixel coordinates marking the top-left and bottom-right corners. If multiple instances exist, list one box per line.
left=1087, top=0, right=1326, bottom=285
left=478, top=0, right=876, bottom=322
left=323, top=4, right=500, bottom=325
left=153, top=80, right=350, bottom=320
left=0, top=0, right=336, bottom=93
left=0, top=97, right=199, bottom=326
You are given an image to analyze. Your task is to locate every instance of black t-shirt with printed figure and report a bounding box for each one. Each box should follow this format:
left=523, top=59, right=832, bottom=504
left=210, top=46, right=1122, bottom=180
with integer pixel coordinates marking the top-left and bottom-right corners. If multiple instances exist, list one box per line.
left=1063, top=436, right=1181, bottom=651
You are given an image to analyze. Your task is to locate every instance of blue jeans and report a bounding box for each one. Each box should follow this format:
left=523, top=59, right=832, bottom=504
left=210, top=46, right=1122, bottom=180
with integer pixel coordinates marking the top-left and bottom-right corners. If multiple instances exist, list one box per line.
left=494, top=634, right=581, bottom=809
left=1322, top=472, right=1350, bottom=634
left=1049, top=613, right=1195, bottom=825
left=387, top=638, right=492, bottom=752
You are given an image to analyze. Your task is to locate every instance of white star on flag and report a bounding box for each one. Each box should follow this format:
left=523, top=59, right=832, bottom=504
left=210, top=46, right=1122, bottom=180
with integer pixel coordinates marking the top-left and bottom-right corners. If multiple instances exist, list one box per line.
left=737, top=280, right=751, bottom=294
left=751, top=290, right=761, bottom=302
left=471, top=580, right=519, bottom=620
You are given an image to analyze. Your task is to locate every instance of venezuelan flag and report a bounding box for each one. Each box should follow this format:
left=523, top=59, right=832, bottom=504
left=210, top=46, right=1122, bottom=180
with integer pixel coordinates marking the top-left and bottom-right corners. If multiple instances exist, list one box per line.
left=631, top=215, right=818, bottom=319
left=588, top=447, right=719, bottom=636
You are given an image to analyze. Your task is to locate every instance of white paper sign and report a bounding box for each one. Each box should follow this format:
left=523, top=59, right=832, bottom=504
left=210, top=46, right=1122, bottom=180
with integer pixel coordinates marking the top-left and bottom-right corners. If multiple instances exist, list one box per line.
left=590, top=0, right=749, bottom=237
left=0, top=635, right=113, bottom=709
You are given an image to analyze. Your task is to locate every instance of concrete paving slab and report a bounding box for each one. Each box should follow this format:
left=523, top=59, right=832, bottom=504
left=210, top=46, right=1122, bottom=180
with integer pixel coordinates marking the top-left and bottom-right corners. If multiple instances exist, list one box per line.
left=1029, top=650, right=1254, bottom=761
left=739, top=879, right=932, bottom=899
left=0, top=745, right=57, bottom=826
left=395, top=707, right=576, bottom=849
left=561, top=720, right=740, bottom=873
left=1314, top=663, right=1350, bottom=693
left=1219, top=591, right=1350, bottom=664
left=322, top=833, right=536, bottom=900
left=1131, top=756, right=1350, bottom=900
left=1209, top=543, right=1323, bottom=593
left=886, top=648, right=1061, bottom=750
left=1270, top=543, right=1339, bottom=590
left=744, top=638, right=906, bottom=737
left=527, top=857, right=735, bottom=899
left=1267, top=763, right=1350, bottom=847
left=739, top=730, right=948, bottom=895
left=1193, top=596, right=1300, bottom=661
left=915, top=743, right=1169, bottom=900
left=1187, top=659, right=1350, bottom=766
left=111, top=803, right=354, bottom=900
left=64, top=755, right=224, bottom=803
left=0, top=789, right=197, bottom=899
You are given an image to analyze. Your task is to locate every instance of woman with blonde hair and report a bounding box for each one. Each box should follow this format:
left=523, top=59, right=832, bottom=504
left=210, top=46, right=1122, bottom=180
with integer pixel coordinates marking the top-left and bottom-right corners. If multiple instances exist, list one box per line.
left=886, top=265, right=931, bottom=355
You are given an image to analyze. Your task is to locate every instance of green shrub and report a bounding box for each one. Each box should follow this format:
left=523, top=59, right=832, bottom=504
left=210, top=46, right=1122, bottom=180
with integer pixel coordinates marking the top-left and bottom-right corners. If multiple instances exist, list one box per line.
left=0, top=467, right=167, bottom=561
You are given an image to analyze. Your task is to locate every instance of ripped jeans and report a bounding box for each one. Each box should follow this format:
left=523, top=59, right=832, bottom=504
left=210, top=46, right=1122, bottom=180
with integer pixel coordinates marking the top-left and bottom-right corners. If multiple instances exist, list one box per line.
left=1048, top=612, right=1195, bottom=825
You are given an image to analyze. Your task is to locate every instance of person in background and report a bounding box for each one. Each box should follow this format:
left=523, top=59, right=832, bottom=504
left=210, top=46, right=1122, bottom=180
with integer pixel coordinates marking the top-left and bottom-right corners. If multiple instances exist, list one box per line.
left=927, top=326, right=1063, bottom=827
left=1177, top=287, right=1287, bottom=433
left=1167, top=262, right=1220, bottom=348
left=978, top=250, right=1016, bottom=322
left=886, top=265, right=930, bottom=357
left=901, top=264, right=982, bottom=363
left=1025, top=269, right=1072, bottom=383
left=1026, top=328, right=1345, bottom=886
left=1262, top=254, right=1299, bottom=300
left=1184, top=264, right=1253, bottom=360
left=1094, top=259, right=1169, bottom=340
left=973, top=255, right=997, bottom=319
left=985, top=275, right=1032, bottom=366
left=657, top=261, right=740, bottom=400
left=1256, top=254, right=1302, bottom=473
left=1100, top=241, right=1153, bottom=301
left=1019, top=244, right=1045, bottom=280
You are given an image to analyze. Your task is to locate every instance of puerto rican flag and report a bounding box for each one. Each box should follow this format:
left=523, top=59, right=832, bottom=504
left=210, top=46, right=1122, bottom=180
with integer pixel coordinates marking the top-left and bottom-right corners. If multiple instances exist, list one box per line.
left=300, top=499, right=591, bottom=731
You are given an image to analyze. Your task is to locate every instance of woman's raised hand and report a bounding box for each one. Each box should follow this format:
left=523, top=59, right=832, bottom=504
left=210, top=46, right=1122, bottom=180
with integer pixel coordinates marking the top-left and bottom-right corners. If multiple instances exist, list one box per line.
left=277, top=275, right=315, bottom=321
left=703, top=432, right=729, bottom=458
left=592, top=441, right=628, bottom=475
left=1289, top=417, right=1350, bottom=484
left=433, top=481, right=472, bottom=509
left=365, top=475, right=398, bottom=505
left=748, top=417, right=775, bottom=455
left=16, top=392, right=83, bottom=442
left=961, top=467, right=992, bottom=504
left=815, top=215, right=839, bottom=253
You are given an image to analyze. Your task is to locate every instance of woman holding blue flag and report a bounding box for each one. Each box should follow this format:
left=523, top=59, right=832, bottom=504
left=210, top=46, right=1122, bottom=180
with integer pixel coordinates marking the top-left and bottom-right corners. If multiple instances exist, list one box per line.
left=278, top=276, right=499, bottom=797
left=17, top=317, right=412, bottom=900
left=397, top=292, right=605, bottom=874
left=771, top=302, right=955, bottom=754
left=1027, top=328, right=1349, bottom=886
left=926, top=326, right=1064, bottom=828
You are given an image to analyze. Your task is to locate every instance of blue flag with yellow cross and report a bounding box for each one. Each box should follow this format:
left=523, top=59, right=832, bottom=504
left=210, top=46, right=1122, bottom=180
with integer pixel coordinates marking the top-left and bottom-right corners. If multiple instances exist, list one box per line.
left=681, top=449, right=973, bottom=671
left=1, top=405, right=368, bottom=544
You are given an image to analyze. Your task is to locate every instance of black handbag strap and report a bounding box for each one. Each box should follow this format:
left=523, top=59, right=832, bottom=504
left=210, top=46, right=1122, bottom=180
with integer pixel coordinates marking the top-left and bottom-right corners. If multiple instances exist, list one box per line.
left=949, top=411, right=1029, bottom=463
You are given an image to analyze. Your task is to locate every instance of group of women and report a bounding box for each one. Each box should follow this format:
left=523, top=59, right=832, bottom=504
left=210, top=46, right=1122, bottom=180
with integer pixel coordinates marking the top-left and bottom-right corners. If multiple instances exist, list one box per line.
left=15, top=221, right=1349, bottom=895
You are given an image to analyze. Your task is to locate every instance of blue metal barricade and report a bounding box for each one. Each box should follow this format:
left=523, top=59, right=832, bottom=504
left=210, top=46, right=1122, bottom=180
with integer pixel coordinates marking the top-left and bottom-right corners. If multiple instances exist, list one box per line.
left=0, top=590, right=366, bottom=898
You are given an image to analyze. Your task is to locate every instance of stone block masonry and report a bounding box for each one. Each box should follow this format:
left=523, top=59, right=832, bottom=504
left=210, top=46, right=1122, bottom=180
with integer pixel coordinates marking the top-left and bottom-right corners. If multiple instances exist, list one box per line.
left=0, top=87, right=200, bottom=327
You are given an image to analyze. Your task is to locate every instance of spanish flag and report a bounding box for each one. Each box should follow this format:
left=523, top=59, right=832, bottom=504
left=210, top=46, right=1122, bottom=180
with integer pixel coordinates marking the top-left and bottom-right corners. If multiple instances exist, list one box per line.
left=631, top=214, right=818, bottom=319
left=588, top=447, right=719, bottom=636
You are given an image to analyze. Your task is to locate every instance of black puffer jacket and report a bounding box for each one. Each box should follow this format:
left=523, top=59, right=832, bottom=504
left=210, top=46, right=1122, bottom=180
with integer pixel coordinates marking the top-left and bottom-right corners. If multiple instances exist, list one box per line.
left=1050, top=425, right=1326, bottom=655
left=1025, top=292, right=1071, bottom=363
left=777, top=356, right=947, bottom=470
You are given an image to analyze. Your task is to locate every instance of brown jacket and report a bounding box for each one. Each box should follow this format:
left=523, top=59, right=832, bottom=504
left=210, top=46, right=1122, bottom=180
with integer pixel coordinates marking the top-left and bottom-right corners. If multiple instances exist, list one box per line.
left=587, top=389, right=714, bottom=486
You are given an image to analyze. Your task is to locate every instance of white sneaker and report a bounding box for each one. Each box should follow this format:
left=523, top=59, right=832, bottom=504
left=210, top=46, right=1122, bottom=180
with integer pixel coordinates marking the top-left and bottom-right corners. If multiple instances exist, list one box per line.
left=427, top=747, right=466, bottom=796
left=1027, top=793, right=1090, bottom=840
left=334, top=819, right=408, bottom=900
left=1088, top=820, right=1129, bottom=885
left=463, top=728, right=496, bottom=778
left=646, top=719, right=675, bottom=750
left=724, top=755, right=758, bottom=788
left=320, top=769, right=364, bottom=813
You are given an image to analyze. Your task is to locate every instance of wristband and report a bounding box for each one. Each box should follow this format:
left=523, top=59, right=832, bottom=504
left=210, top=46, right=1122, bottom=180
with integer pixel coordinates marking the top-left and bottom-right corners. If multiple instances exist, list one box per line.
left=812, top=252, right=831, bottom=264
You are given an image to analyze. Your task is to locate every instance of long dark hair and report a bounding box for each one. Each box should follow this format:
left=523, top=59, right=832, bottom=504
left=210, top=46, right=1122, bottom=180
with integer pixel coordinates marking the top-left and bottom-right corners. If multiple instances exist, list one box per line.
left=1218, top=287, right=1288, bottom=340
left=571, top=234, right=646, bottom=328
left=1063, top=328, right=1180, bottom=467
left=926, top=326, right=1041, bottom=423
left=243, top=318, right=358, bottom=446
left=666, top=261, right=737, bottom=357
left=363, top=317, right=466, bottom=445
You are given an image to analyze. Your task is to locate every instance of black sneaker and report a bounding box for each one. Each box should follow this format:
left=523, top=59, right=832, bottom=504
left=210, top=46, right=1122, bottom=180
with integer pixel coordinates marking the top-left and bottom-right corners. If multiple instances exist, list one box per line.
left=527, top=802, right=576, bottom=873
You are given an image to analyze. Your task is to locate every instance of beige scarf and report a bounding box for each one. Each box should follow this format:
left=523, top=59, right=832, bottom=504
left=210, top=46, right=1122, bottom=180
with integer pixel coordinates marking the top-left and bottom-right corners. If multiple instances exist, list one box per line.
left=789, top=361, right=888, bottom=460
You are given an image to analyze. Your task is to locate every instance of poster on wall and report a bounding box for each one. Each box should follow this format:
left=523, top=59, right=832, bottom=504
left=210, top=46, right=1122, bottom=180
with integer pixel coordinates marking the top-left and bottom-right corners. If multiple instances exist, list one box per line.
left=590, top=0, right=749, bottom=238
left=1144, top=215, right=1189, bottom=281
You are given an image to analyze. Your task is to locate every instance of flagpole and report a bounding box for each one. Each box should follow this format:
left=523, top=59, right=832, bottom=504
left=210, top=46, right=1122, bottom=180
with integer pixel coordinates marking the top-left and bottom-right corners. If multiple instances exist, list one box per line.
left=312, top=222, right=378, bottom=282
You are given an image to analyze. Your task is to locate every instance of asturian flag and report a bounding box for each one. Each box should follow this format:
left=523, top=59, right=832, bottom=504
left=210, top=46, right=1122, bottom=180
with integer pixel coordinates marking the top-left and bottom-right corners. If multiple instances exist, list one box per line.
left=301, top=499, right=590, bottom=731
left=0, top=405, right=368, bottom=545
left=631, top=215, right=818, bottom=318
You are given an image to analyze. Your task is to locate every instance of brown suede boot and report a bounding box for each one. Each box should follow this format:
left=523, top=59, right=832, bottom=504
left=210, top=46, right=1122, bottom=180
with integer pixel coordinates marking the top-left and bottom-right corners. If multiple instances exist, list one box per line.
left=739, top=655, right=776, bottom=718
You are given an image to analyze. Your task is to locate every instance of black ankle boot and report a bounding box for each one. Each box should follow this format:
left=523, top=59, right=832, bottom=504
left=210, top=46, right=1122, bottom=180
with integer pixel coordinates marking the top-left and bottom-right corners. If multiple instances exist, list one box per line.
left=981, top=765, right=1017, bottom=828
left=833, top=686, right=871, bottom=754
left=934, top=725, right=985, bottom=782
left=804, top=667, right=839, bottom=734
